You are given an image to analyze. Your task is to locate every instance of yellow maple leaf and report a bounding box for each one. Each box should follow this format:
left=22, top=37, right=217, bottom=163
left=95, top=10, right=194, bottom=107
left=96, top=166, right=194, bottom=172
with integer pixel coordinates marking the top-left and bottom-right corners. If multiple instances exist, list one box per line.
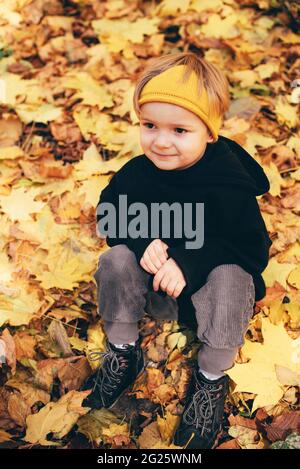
left=16, top=103, right=62, bottom=125
left=0, top=73, right=46, bottom=106
left=0, top=187, right=45, bottom=221
left=74, top=143, right=131, bottom=180
left=78, top=175, right=111, bottom=207
left=24, top=390, right=91, bottom=446
left=262, top=257, right=295, bottom=288
left=36, top=242, right=95, bottom=290
left=262, top=161, right=287, bottom=197
left=226, top=317, right=300, bottom=414
left=0, top=279, right=43, bottom=327
left=0, top=252, right=17, bottom=284
left=92, top=17, right=159, bottom=51
left=155, top=0, right=190, bottom=15
left=0, top=146, right=24, bottom=160
left=232, top=70, right=259, bottom=88
left=157, top=412, right=180, bottom=445
left=254, top=61, right=279, bottom=80
left=64, top=72, right=114, bottom=109
left=167, top=332, right=187, bottom=351
left=200, top=13, right=239, bottom=39
left=102, top=422, right=129, bottom=439
left=275, top=95, right=299, bottom=128
left=288, top=265, right=300, bottom=290
left=190, top=0, right=223, bottom=13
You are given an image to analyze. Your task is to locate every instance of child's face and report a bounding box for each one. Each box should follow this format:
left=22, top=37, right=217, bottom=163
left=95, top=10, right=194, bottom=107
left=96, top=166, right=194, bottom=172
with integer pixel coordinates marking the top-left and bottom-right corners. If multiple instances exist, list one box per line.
left=139, top=102, right=214, bottom=171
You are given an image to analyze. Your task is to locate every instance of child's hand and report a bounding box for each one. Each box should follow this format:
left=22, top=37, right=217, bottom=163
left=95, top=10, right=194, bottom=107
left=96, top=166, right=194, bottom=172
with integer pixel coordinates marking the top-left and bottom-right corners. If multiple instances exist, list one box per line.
left=152, top=258, right=187, bottom=299
left=140, top=239, right=169, bottom=274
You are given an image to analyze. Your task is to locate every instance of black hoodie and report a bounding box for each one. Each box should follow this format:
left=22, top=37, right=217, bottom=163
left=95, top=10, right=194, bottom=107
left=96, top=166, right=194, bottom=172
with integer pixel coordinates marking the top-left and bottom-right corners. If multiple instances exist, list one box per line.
left=96, top=135, right=273, bottom=302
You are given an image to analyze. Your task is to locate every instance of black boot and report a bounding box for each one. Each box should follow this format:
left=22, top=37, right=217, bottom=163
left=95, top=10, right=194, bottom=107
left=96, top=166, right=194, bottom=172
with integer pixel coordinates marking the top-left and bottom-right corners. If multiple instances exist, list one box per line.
left=173, top=368, right=230, bottom=449
left=81, top=338, right=144, bottom=409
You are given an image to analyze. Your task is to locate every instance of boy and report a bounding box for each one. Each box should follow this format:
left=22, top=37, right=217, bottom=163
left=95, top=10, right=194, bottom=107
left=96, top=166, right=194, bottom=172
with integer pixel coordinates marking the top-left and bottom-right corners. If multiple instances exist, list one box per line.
left=81, top=52, right=272, bottom=449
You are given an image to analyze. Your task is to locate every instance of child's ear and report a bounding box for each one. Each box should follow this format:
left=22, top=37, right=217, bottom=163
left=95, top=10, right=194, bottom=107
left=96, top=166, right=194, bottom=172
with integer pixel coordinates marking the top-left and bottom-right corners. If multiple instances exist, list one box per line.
left=207, top=131, right=214, bottom=143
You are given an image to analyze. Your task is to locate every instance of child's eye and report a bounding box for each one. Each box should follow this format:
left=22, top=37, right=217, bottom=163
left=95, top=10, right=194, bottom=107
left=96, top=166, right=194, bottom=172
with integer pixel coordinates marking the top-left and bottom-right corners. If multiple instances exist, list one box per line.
left=142, top=123, right=187, bottom=134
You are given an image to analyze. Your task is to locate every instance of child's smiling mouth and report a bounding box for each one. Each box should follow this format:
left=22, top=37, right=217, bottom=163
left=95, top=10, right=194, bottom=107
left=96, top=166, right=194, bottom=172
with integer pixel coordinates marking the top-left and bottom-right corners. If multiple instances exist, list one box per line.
left=152, top=151, right=177, bottom=157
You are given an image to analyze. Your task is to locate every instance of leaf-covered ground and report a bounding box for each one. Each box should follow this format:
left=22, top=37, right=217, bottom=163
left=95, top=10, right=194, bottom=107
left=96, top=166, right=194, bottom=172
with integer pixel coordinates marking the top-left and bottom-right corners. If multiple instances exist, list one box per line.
left=0, top=0, right=299, bottom=450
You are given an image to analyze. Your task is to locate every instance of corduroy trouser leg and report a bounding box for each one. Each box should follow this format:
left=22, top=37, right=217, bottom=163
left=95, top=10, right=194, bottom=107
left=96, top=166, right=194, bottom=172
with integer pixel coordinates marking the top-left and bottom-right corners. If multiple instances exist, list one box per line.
left=93, top=244, right=256, bottom=375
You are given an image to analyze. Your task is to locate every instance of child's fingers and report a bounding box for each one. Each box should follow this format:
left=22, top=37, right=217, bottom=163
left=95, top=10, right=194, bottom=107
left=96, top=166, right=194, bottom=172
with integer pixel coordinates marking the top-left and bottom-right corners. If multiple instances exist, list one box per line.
left=140, top=256, right=153, bottom=274
left=160, top=241, right=169, bottom=258
left=172, top=281, right=185, bottom=298
left=147, top=244, right=165, bottom=269
left=153, top=268, right=165, bottom=291
left=166, top=278, right=179, bottom=298
left=143, top=250, right=158, bottom=274
left=148, top=241, right=168, bottom=269
left=156, top=242, right=169, bottom=263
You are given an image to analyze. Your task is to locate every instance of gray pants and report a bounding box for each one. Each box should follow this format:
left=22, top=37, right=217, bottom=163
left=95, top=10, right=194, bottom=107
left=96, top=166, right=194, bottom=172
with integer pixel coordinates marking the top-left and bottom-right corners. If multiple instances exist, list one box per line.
left=93, top=244, right=255, bottom=375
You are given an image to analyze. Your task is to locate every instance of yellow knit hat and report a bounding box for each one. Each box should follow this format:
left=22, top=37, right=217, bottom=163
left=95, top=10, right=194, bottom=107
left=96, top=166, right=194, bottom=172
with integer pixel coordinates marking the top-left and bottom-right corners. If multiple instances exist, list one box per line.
left=138, top=64, right=221, bottom=142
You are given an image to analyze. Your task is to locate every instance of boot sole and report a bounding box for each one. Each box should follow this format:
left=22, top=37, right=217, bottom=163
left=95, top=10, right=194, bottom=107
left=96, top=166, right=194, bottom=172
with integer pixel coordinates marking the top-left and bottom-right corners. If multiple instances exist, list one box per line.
left=106, top=364, right=145, bottom=410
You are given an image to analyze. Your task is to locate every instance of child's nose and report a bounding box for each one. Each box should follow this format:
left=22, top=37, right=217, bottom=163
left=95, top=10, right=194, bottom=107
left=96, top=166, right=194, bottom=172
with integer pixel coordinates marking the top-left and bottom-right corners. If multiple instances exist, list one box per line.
left=153, top=131, right=172, bottom=147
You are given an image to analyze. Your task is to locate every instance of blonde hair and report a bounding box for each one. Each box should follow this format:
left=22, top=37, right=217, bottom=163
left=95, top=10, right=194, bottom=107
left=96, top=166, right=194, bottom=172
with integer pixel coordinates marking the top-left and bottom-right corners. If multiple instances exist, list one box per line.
left=133, top=52, right=230, bottom=121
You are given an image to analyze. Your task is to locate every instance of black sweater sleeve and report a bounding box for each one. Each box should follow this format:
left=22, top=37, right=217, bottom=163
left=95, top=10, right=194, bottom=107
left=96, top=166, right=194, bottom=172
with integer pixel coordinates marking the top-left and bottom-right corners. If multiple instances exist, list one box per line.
left=96, top=175, right=155, bottom=262
left=166, top=189, right=272, bottom=296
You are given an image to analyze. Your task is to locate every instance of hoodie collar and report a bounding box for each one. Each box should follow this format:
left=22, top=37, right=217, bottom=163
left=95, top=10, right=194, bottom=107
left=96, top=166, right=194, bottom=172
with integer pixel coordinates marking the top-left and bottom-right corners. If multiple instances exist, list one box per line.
left=141, top=135, right=270, bottom=196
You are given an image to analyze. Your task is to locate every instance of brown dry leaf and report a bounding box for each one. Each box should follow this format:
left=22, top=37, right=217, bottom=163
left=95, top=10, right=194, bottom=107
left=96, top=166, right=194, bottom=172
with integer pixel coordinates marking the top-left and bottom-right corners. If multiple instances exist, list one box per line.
left=7, top=391, right=31, bottom=427
left=143, top=368, right=176, bottom=405
left=46, top=307, right=88, bottom=323
left=228, top=414, right=258, bottom=430
left=153, top=383, right=177, bottom=405
left=171, top=363, right=192, bottom=401
left=264, top=410, right=300, bottom=442
left=4, top=379, right=50, bottom=407
left=48, top=319, right=74, bottom=357
left=146, top=331, right=169, bottom=362
left=13, top=331, right=37, bottom=360
left=32, top=355, right=91, bottom=393
left=165, top=348, right=187, bottom=371
left=129, top=381, right=150, bottom=400
left=57, top=356, right=92, bottom=393
left=0, top=115, right=23, bottom=147
left=146, top=342, right=168, bottom=362
left=138, top=419, right=182, bottom=449
left=0, top=387, right=18, bottom=431
left=138, top=420, right=161, bottom=449
left=146, top=368, right=165, bottom=394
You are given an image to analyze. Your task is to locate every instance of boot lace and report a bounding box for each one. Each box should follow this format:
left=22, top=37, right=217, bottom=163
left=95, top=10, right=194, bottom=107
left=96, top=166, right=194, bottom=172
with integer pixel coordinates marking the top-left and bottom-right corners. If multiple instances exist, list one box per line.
left=183, top=381, right=224, bottom=436
left=87, top=348, right=130, bottom=396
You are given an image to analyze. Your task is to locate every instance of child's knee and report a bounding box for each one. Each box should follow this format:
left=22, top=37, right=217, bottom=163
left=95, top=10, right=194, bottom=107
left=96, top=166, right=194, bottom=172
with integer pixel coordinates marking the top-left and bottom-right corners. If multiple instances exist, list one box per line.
left=98, top=244, right=135, bottom=273
left=208, top=264, right=254, bottom=305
